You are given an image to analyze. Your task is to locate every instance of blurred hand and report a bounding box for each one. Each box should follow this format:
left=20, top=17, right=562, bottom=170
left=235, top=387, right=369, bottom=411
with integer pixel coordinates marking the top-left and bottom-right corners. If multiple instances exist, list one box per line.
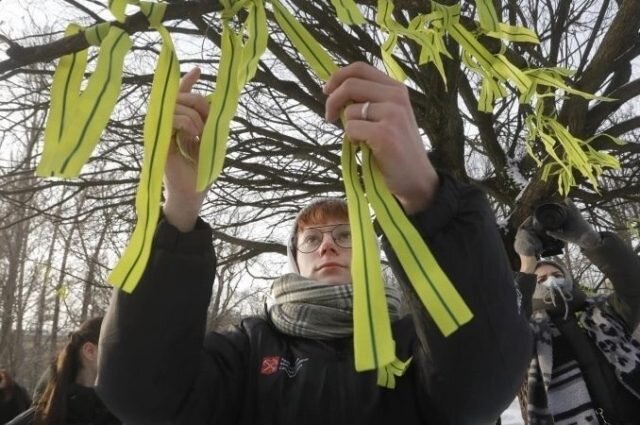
left=546, top=200, right=601, bottom=249
left=514, top=218, right=542, bottom=273
left=163, top=67, right=210, bottom=232
left=514, top=217, right=543, bottom=258
left=324, top=62, right=439, bottom=214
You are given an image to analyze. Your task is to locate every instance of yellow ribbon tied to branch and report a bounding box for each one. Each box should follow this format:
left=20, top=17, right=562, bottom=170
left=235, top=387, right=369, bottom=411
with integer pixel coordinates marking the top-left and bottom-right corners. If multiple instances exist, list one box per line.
left=38, top=20, right=131, bottom=177
left=195, top=0, right=268, bottom=191
left=114, top=0, right=267, bottom=288
left=525, top=97, right=621, bottom=195
left=38, top=0, right=180, bottom=292
left=378, top=0, right=620, bottom=195
left=108, top=1, right=181, bottom=291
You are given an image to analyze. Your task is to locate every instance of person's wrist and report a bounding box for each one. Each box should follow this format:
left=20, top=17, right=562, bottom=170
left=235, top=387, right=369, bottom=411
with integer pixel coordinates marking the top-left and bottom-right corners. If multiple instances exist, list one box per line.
left=519, top=255, right=537, bottom=273
left=163, top=191, right=206, bottom=232
left=397, top=169, right=440, bottom=215
left=578, top=230, right=602, bottom=249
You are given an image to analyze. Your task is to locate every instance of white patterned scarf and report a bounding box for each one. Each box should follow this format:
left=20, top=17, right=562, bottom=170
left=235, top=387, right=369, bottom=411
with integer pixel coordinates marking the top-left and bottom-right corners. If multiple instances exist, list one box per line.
left=578, top=297, right=640, bottom=399
left=527, top=296, right=640, bottom=425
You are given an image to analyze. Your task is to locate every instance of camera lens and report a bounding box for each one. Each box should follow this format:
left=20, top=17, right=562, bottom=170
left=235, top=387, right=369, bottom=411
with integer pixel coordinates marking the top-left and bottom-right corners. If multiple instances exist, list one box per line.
left=533, top=203, right=567, bottom=231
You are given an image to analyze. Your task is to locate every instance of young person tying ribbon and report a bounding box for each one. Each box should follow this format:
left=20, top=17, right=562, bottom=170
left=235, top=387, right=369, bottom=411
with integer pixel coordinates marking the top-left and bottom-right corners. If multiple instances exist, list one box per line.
left=97, top=62, right=531, bottom=425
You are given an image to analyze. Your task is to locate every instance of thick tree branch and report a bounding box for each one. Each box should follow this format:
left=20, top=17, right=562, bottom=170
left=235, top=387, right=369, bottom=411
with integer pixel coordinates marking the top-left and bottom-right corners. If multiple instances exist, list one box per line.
left=559, top=0, right=640, bottom=136
left=599, top=118, right=640, bottom=141
left=0, top=1, right=222, bottom=76
left=212, top=229, right=286, bottom=256
left=587, top=80, right=640, bottom=134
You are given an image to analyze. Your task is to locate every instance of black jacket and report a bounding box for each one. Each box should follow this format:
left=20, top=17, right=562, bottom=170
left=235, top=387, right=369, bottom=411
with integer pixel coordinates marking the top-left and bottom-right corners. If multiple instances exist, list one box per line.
left=516, top=232, right=640, bottom=424
left=6, top=384, right=119, bottom=425
left=97, top=175, right=532, bottom=425
left=0, top=384, right=31, bottom=425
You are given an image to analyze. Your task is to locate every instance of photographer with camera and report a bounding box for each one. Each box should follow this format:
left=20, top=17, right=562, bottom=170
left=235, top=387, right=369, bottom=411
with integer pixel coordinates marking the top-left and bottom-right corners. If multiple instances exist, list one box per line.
left=514, top=200, right=640, bottom=425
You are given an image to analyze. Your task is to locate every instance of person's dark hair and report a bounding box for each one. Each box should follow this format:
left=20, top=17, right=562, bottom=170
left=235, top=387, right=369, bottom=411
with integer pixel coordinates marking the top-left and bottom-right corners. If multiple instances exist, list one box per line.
left=33, top=317, right=103, bottom=425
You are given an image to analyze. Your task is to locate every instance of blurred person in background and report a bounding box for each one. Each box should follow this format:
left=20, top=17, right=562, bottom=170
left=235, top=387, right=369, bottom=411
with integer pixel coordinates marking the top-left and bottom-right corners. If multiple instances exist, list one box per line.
left=514, top=200, right=640, bottom=425
left=0, top=369, right=31, bottom=424
left=7, top=317, right=119, bottom=425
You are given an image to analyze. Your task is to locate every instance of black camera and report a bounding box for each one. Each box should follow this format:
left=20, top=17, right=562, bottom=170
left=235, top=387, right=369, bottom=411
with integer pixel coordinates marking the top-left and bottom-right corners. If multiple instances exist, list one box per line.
left=531, top=203, right=568, bottom=257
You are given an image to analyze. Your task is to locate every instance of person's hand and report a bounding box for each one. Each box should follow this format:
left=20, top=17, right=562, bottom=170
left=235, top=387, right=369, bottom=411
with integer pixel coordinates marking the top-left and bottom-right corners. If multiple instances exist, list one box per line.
left=324, top=62, right=439, bottom=215
left=163, top=67, right=210, bottom=232
left=514, top=217, right=542, bottom=271
left=514, top=217, right=541, bottom=257
left=546, top=199, right=601, bottom=249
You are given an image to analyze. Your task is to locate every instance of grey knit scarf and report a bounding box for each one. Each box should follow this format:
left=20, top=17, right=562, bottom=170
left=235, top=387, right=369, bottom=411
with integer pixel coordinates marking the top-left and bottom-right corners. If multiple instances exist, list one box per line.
left=266, top=273, right=403, bottom=339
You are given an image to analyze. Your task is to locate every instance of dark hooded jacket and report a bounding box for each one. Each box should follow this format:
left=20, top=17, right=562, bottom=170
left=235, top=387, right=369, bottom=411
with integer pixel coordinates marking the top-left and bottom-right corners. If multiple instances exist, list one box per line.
left=6, top=384, right=120, bottom=425
left=97, top=174, right=532, bottom=425
left=515, top=232, right=640, bottom=424
left=0, top=381, right=31, bottom=424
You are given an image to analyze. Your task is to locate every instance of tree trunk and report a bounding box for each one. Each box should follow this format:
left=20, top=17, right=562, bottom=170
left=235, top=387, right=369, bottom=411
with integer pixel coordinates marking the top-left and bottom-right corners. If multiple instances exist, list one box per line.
left=49, top=223, right=77, bottom=358
left=81, top=222, right=109, bottom=322
left=0, top=220, right=27, bottom=366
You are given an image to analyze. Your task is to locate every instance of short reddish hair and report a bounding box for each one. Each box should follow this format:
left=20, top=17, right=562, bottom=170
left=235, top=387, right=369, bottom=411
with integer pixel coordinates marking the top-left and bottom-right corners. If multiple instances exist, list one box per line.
left=295, top=198, right=349, bottom=233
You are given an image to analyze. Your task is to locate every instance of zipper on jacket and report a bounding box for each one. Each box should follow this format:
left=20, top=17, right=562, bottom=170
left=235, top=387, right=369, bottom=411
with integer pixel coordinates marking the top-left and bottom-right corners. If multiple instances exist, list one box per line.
left=596, top=408, right=611, bottom=425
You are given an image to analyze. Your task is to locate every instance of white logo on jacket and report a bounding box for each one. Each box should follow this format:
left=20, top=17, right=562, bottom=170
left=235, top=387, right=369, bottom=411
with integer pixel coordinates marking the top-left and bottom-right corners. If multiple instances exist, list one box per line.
left=279, top=357, right=308, bottom=378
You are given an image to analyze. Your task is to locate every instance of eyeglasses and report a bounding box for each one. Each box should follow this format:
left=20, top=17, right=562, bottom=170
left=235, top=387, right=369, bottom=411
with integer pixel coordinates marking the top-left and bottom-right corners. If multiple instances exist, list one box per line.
left=295, top=224, right=352, bottom=253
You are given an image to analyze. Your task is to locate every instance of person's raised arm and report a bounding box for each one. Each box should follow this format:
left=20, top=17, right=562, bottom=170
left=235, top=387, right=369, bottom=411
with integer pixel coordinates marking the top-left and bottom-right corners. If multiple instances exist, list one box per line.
left=546, top=201, right=640, bottom=329
left=97, top=68, right=247, bottom=425
left=513, top=217, right=544, bottom=318
left=325, top=62, right=531, bottom=425
left=163, top=67, right=210, bottom=232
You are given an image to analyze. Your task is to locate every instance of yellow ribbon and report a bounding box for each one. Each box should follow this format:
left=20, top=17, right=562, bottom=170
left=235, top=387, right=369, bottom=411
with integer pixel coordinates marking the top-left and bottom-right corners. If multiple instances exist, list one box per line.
left=38, top=23, right=88, bottom=176
left=476, top=0, right=499, bottom=32
left=341, top=140, right=397, bottom=375
left=361, top=147, right=473, bottom=336
left=525, top=98, right=621, bottom=195
left=330, top=0, right=365, bottom=26
left=37, top=25, right=131, bottom=177
left=108, top=0, right=130, bottom=22
left=196, top=0, right=267, bottom=191
left=376, top=0, right=407, bottom=82
left=418, top=1, right=617, bottom=193
left=37, top=1, right=185, bottom=293
left=271, top=0, right=337, bottom=81
left=108, top=1, right=181, bottom=292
